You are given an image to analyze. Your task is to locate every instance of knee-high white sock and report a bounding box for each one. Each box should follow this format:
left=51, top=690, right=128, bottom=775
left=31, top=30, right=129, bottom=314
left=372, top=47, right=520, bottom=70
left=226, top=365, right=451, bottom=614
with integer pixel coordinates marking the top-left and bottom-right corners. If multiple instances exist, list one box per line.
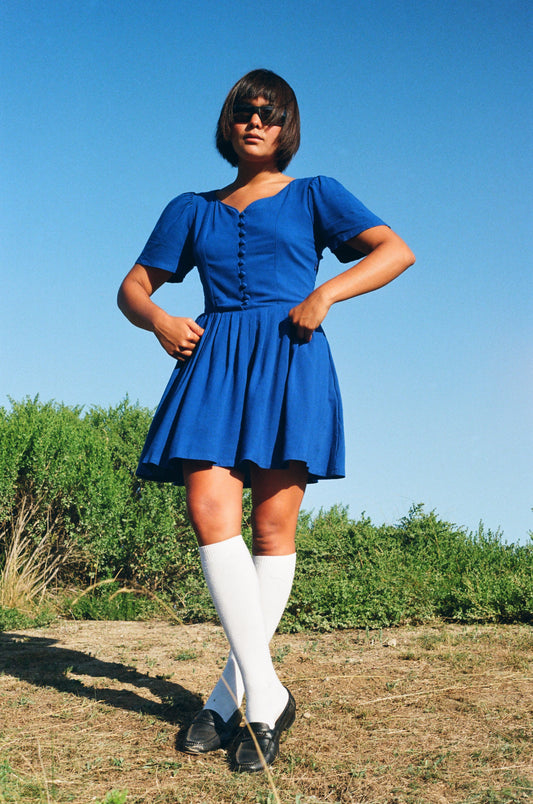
left=204, top=552, right=296, bottom=720
left=199, top=535, right=289, bottom=727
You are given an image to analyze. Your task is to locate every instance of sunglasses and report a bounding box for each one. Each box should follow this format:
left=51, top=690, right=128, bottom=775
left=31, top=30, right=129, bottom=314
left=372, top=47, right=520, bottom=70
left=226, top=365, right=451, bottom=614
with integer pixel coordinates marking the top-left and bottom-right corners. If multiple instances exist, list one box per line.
left=232, top=103, right=287, bottom=126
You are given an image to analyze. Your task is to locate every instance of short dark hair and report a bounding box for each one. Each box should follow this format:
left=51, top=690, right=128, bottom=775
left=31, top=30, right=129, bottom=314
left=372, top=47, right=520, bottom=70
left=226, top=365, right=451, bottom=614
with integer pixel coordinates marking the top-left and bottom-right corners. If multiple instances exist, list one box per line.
left=216, top=69, right=300, bottom=171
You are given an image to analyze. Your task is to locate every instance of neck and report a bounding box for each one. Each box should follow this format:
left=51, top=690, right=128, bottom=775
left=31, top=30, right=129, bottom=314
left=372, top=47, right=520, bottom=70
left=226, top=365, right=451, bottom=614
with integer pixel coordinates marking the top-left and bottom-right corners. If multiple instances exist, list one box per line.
left=233, top=161, right=283, bottom=188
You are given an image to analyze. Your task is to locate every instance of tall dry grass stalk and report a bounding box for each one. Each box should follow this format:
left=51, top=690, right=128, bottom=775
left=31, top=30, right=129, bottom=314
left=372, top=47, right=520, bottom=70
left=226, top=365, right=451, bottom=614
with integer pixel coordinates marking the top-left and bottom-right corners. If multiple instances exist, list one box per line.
left=0, top=495, right=68, bottom=612
left=221, top=676, right=282, bottom=802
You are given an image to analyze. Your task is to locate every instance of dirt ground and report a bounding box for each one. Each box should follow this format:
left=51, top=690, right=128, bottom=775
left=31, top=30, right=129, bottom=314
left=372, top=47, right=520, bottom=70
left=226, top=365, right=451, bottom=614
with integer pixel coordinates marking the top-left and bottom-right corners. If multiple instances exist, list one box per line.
left=0, top=620, right=531, bottom=804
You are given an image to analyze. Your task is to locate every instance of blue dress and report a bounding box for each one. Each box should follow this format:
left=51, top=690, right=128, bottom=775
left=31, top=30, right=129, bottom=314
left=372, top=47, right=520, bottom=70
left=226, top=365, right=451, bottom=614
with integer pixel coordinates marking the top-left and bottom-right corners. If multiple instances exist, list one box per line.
left=135, top=176, right=385, bottom=486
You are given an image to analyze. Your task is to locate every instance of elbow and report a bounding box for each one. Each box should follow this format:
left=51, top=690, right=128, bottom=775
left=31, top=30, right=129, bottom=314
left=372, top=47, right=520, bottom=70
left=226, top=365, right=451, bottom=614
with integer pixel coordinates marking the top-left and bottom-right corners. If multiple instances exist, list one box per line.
left=395, top=237, right=415, bottom=271
left=117, top=282, right=126, bottom=313
left=384, top=231, right=415, bottom=272
left=404, top=246, right=416, bottom=269
left=117, top=278, right=133, bottom=316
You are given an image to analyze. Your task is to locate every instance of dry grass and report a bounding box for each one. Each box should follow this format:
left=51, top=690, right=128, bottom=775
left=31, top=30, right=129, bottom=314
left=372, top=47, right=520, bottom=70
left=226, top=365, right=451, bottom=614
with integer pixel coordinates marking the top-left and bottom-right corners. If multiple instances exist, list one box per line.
left=0, top=621, right=531, bottom=803
left=0, top=496, right=68, bottom=613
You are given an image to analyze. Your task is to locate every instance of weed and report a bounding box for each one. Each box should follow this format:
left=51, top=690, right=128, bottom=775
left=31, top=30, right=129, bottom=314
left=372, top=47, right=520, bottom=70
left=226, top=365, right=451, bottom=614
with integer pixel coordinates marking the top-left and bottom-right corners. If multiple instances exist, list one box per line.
left=273, top=644, right=291, bottom=663
left=95, top=791, right=128, bottom=804
left=416, top=630, right=447, bottom=650
left=0, top=757, right=50, bottom=803
left=174, top=649, right=198, bottom=661
left=68, top=582, right=160, bottom=621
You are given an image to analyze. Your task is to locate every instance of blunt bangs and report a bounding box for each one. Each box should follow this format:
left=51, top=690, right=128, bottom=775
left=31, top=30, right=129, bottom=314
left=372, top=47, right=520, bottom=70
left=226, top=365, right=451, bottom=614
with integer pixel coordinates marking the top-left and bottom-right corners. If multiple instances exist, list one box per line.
left=216, top=69, right=300, bottom=171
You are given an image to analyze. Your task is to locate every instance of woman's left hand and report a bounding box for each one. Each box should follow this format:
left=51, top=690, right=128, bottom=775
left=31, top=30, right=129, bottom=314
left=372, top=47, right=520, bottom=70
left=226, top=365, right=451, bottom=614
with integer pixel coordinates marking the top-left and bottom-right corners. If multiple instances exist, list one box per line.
left=289, top=289, right=331, bottom=342
left=290, top=227, right=415, bottom=342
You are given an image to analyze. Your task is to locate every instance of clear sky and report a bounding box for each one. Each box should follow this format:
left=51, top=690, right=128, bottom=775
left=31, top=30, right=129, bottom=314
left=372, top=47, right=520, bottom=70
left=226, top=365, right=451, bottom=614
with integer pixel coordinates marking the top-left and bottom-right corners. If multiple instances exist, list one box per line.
left=1, top=0, right=531, bottom=543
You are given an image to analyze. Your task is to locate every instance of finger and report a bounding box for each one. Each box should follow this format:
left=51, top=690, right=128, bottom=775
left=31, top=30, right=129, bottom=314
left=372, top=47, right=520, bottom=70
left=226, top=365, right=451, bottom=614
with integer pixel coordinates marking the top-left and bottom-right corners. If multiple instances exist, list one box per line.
left=180, top=335, right=198, bottom=348
left=173, top=344, right=193, bottom=359
left=295, top=326, right=311, bottom=343
left=188, top=320, right=205, bottom=337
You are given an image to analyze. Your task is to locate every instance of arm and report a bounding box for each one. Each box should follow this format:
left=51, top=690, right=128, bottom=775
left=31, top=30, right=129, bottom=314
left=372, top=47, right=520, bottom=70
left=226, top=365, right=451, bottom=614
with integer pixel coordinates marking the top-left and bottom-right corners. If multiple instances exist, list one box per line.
left=117, top=263, right=204, bottom=361
left=289, top=226, right=415, bottom=342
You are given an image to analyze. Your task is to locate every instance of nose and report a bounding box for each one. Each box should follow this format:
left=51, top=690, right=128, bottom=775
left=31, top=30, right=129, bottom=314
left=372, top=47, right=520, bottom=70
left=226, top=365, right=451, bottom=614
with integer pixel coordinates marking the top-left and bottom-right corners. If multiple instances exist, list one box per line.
left=248, top=112, right=263, bottom=128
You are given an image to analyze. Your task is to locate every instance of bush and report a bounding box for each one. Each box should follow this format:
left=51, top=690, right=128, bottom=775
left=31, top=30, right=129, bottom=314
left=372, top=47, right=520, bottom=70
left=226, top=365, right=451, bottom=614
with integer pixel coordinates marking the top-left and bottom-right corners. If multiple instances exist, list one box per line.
left=0, top=397, right=197, bottom=592
left=1, top=398, right=531, bottom=630
left=283, top=504, right=533, bottom=631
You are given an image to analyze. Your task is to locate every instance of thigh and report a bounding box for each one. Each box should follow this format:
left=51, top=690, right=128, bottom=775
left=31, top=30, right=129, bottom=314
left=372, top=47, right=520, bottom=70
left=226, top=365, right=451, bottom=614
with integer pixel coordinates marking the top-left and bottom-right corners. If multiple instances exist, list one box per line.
left=249, top=461, right=308, bottom=556
left=183, top=461, right=245, bottom=546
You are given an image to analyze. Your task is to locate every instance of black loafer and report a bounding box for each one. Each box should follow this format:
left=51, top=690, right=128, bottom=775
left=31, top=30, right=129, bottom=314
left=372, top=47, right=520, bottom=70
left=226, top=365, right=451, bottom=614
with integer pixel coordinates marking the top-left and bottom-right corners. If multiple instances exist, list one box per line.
left=181, top=708, right=242, bottom=754
left=233, top=688, right=296, bottom=773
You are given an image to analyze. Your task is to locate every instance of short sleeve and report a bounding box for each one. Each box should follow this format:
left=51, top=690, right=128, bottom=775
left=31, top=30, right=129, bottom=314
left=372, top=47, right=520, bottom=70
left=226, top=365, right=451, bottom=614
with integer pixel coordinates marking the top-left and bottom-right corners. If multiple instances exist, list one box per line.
left=136, top=192, right=196, bottom=283
left=309, top=176, right=387, bottom=263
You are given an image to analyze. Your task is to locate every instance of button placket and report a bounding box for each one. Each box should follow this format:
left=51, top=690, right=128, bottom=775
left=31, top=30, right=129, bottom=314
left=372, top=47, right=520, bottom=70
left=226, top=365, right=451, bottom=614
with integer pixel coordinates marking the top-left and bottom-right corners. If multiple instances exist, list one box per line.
left=237, top=212, right=250, bottom=307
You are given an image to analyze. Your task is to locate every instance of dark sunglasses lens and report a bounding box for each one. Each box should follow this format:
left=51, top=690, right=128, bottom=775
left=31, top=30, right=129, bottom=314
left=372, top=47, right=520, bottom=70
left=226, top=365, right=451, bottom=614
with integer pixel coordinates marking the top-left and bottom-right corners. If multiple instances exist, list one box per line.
left=233, top=105, right=284, bottom=125
left=232, top=106, right=249, bottom=123
left=258, top=106, right=276, bottom=123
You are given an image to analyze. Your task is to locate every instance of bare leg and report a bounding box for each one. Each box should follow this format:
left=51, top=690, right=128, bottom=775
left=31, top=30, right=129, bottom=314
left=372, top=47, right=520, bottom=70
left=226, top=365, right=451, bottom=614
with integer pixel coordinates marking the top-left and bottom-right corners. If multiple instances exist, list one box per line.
left=250, top=461, right=307, bottom=555
left=183, top=460, right=244, bottom=546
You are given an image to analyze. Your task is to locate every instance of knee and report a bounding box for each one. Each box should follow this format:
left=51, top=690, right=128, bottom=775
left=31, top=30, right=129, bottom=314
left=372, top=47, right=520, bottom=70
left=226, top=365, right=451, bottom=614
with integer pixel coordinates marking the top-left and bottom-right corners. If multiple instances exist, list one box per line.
left=186, top=489, right=241, bottom=543
left=187, top=488, right=223, bottom=528
left=252, top=510, right=295, bottom=555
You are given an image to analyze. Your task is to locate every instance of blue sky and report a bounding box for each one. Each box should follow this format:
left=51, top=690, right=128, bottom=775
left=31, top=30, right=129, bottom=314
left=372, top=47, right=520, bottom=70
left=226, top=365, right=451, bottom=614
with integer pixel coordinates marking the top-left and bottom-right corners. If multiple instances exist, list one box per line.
left=1, top=0, right=531, bottom=542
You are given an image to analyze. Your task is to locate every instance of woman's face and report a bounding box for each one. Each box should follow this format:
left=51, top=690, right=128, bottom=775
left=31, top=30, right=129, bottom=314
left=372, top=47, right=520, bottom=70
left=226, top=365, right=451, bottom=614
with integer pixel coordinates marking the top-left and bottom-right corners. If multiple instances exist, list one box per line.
left=230, top=96, right=283, bottom=168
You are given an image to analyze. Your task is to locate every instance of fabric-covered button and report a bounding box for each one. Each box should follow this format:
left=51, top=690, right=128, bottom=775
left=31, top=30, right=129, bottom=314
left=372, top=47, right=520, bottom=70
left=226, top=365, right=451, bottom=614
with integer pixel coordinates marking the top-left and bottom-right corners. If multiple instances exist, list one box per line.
left=237, top=212, right=248, bottom=306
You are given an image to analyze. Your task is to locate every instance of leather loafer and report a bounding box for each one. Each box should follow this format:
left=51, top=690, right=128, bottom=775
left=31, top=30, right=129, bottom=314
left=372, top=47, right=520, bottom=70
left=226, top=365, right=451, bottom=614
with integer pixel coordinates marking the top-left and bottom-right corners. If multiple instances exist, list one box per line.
left=233, top=688, right=296, bottom=773
left=181, top=708, right=242, bottom=754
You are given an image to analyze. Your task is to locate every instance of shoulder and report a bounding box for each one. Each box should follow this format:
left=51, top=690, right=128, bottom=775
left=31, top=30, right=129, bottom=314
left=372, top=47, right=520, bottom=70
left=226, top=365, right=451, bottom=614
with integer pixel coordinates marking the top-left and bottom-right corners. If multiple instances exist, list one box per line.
left=306, top=176, right=378, bottom=214
left=151, top=191, right=205, bottom=234
left=285, top=176, right=343, bottom=192
left=299, top=176, right=358, bottom=217
left=281, top=176, right=347, bottom=207
left=307, top=175, right=352, bottom=195
left=295, top=176, right=355, bottom=206
left=161, top=189, right=225, bottom=212
left=159, top=190, right=197, bottom=214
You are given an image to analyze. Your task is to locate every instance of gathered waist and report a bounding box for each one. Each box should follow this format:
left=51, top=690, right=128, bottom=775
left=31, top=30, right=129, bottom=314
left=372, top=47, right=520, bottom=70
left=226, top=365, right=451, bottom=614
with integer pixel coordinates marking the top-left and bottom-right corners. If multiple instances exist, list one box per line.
left=195, top=301, right=325, bottom=340
left=201, top=300, right=300, bottom=315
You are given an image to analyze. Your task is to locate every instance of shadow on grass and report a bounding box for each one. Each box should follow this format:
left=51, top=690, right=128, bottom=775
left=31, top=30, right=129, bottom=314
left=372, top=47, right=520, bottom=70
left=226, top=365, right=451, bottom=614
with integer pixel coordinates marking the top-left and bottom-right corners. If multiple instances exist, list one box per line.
left=0, top=631, right=202, bottom=728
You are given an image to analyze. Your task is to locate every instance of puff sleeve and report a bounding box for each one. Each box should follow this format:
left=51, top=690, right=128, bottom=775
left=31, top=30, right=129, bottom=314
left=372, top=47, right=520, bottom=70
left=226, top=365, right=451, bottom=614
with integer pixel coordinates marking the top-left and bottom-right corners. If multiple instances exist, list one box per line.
left=136, top=192, right=196, bottom=283
left=309, top=176, right=387, bottom=263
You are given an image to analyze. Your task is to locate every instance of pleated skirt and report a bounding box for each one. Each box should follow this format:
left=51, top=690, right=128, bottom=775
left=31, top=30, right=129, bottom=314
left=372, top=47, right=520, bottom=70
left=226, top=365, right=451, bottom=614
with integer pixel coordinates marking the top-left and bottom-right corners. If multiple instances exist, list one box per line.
left=136, top=303, right=345, bottom=486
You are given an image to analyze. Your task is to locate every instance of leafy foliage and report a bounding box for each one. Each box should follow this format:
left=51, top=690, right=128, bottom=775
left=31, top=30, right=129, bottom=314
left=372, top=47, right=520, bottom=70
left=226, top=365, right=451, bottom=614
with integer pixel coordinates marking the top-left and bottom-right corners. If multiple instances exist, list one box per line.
left=0, top=398, right=531, bottom=630
left=0, top=397, right=197, bottom=591
left=285, top=503, right=533, bottom=630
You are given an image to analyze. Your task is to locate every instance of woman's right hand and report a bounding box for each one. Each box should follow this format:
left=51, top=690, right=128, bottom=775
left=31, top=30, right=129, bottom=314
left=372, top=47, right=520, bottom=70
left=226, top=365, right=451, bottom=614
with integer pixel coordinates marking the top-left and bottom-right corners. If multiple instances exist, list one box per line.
left=117, top=263, right=203, bottom=361
left=153, top=311, right=204, bottom=361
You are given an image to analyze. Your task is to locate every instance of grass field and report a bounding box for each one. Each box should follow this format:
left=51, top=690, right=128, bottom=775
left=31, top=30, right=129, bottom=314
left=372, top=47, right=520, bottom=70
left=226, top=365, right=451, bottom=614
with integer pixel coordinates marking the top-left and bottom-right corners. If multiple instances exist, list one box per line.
left=0, top=621, right=531, bottom=803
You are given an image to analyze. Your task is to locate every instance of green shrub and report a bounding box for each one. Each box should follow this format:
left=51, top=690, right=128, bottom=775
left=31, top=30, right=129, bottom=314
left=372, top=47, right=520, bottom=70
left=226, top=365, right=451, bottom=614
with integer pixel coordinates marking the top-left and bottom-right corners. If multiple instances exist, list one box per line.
left=1, top=398, right=531, bottom=629
left=68, top=582, right=161, bottom=621
left=283, top=503, right=533, bottom=631
left=0, top=397, right=196, bottom=591
left=0, top=605, right=55, bottom=631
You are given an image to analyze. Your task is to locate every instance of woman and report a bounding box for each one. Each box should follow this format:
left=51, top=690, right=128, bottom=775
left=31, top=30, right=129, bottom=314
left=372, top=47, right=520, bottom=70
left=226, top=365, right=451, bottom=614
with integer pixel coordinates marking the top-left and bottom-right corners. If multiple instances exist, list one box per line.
left=118, top=68, right=414, bottom=772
